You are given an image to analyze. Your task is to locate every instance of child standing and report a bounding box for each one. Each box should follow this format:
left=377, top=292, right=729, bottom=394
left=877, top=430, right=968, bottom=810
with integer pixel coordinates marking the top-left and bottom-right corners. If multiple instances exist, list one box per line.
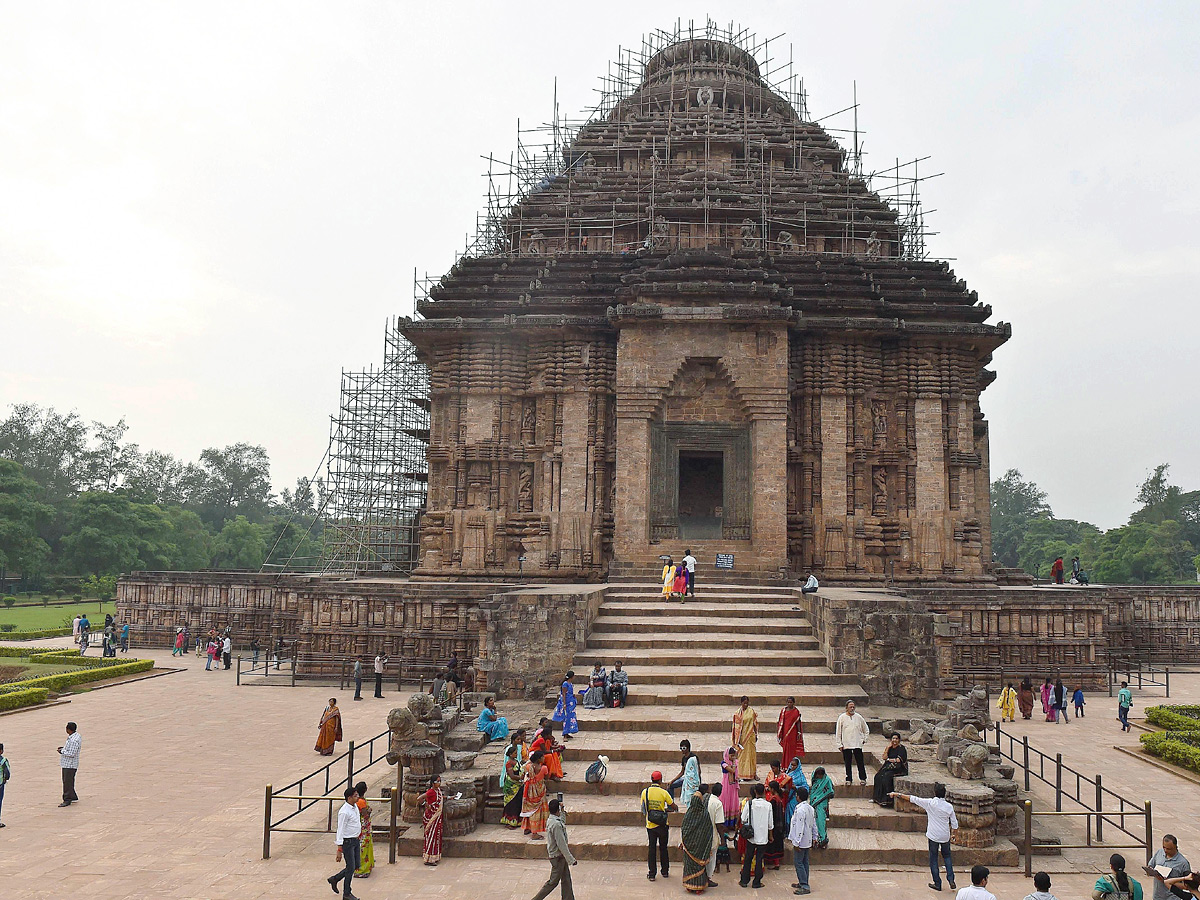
left=1073, top=686, right=1085, bottom=718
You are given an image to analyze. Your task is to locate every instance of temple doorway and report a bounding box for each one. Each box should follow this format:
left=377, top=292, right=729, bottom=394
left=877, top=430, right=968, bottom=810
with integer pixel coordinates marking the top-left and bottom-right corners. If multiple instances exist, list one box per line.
left=678, top=450, right=723, bottom=540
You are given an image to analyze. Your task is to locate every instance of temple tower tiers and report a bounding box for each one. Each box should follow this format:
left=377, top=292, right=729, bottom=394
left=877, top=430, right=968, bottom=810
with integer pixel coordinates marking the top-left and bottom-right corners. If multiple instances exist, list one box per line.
left=402, top=38, right=1009, bottom=583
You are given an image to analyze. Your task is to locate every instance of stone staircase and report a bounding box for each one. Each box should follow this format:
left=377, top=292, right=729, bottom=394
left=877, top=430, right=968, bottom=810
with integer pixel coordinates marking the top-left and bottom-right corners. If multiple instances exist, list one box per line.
left=400, top=582, right=1019, bottom=867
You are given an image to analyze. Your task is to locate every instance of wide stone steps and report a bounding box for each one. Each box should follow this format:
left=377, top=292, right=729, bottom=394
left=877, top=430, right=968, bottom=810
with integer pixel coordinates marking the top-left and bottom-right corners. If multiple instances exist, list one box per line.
left=551, top=760, right=879, bottom=798
left=585, top=633, right=820, bottom=651
left=571, top=647, right=826, bottom=667
left=598, top=601, right=811, bottom=617
left=589, top=615, right=813, bottom=636
left=399, top=824, right=1020, bottom=867
left=560, top=732, right=875, bottom=766
left=569, top=703, right=869, bottom=733
left=574, top=683, right=865, bottom=707
left=560, top=795, right=929, bottom=833
left=567, top=664, right=844, bottom=689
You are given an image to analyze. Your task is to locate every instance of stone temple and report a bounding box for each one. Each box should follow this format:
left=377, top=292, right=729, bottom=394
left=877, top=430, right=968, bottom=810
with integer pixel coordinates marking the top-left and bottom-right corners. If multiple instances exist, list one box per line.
left=118, top=31, right=1199, bottom=707
left=403, top=37, right=1009, bottom=585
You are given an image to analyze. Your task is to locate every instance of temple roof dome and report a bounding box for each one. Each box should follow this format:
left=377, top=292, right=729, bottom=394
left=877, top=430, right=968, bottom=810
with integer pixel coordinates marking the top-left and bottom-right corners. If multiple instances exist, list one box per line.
left=643, top=39, right=762, bottom=82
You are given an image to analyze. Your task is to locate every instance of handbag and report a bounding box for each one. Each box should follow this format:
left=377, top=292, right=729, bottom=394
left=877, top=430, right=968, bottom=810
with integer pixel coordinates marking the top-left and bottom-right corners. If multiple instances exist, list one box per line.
left=643, top=789, right=669, bottom=826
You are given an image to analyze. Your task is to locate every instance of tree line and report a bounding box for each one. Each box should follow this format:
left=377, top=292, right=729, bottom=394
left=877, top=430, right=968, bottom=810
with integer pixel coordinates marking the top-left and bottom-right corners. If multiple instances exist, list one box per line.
left=0, top=404, right=323, bottom=588
left=991, top=465, right=1200, bottom=584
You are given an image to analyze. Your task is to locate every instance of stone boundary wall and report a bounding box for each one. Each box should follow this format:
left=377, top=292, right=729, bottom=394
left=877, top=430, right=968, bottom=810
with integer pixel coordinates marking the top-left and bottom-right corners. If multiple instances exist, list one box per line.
left=796, top=589, right=948, bottom=704
left=474, top=585, right=606, bottom=700
left=1103, top=586, right=1200, bottom=666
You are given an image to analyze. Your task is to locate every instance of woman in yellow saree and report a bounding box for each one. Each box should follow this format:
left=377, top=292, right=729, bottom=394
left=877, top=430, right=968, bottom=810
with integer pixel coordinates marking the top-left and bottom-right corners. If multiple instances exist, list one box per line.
left=662, top=558, right=677, bottom=597
left=353, top=780, right=374, bottom=877
left=732, top=696, right=759, bottom=781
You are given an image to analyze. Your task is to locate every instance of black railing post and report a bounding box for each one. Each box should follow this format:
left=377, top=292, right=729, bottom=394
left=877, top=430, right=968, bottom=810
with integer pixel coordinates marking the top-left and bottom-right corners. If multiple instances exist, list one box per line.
left=1023, top=736, right=1030, bottom=792
left=1145, top=800, right=1153, bottom=863
left=1024, top=800, right=1032, bottom=878
left=1055, top=753, right=1063, bottom=812
left=1096, top=774, right=1104, bottom=842
left=389, top=786, right=399, bottom=864
left=263, top=784, right=273, bottom=859
left=1166, top=668, right=1171, bottom=698
left=995, top=720, right=1002, bottom=752
left=236, top=655, right=242, bottom=686
left=347, top=740, right=356, bottom=786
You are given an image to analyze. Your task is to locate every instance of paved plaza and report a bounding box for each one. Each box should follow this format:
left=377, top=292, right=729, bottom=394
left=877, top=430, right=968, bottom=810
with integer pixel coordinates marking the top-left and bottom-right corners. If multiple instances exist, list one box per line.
left=1, top=638, right=1197, bottom=900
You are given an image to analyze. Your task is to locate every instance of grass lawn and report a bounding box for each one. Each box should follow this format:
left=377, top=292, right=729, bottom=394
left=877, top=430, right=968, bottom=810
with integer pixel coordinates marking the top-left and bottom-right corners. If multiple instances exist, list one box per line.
left=0, top=600, right=116, bottom=631
left=0, top=656, right=81, bottom=683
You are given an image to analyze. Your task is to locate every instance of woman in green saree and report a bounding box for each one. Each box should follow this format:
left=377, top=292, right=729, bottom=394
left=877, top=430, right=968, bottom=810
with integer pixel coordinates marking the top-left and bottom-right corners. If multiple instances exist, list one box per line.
left=808, top=765, right=835, bottom=850
left=681, top=789, right=714, bottom=893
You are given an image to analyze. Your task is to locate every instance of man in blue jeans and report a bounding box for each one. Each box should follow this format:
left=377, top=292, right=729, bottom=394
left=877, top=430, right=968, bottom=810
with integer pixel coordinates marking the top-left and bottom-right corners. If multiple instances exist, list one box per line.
left=1117, top=681, right=1133, bottom=732
left=891, top=783, right=959, bottom=891
left=328, top=786, right=361, bottom=899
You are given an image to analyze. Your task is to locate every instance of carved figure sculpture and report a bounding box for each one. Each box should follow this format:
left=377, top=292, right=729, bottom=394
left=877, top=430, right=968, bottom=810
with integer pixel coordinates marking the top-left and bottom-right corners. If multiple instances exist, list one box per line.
left=527, top=230, right=545, bottom=256
left=740, top=218, right=761, bottom=250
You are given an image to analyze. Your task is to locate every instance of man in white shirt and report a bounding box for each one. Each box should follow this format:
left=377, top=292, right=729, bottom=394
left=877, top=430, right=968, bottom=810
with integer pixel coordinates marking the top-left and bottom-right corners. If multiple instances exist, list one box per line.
left=222, top=635, right=232, bottom=670
left=704, top=783, right=725, bottom=886
left=787, top=785, right=816, bottom=895
left=57, top=721, right=82, bottom=807
left=328, top=786, right=362, bottom=900
left=682, top=549, right=697, bottom=597
left=738, top=783, right=772, bottom=889
left=835, top=700, right=869, bottom=784
left=956, top=865, right=996, bottom=900
left=891, top=783, right=959, bottom=891
left=373, top=652, right=388, bottom=698
left=801, top=573, right=819, bottom=594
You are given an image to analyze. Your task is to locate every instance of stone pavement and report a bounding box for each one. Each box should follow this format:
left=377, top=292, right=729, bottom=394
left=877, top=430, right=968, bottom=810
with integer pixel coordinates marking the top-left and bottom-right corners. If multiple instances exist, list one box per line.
left=0, top=636, right=1194, bottom=899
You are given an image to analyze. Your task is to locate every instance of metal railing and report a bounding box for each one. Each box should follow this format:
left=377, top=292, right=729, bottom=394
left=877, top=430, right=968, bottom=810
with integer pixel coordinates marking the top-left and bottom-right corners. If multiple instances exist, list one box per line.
left=1108, top=658, right=1171, bottom=698
left=1022, top=801, right=1152, bottom=877
left=994, top=722, right=1152, bottom=851
left=262, top=728, right=393, bottom=860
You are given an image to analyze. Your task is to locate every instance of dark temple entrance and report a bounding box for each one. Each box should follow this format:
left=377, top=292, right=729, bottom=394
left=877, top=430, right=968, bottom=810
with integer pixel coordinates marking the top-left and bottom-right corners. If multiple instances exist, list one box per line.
left=678, top=451, right=724, bottom=540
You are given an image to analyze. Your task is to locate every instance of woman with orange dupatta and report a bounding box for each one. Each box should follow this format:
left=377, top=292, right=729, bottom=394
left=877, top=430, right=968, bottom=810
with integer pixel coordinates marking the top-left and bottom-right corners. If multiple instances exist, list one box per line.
left=420, top=774, right=444, bottom=865
left=353, top=779, right=375, bottom=877
left=530, top=720, right=565, bottom=780
left=776, top=696, right=804, bottom=769
left=521, top=749, right=550, bottom=840
left=315, top=698, right=342, bottom=756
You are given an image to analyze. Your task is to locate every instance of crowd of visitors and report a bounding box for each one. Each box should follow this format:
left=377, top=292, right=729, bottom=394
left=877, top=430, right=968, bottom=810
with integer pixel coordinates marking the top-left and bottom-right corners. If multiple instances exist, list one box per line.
left=70, top=612, right=130, bottom=656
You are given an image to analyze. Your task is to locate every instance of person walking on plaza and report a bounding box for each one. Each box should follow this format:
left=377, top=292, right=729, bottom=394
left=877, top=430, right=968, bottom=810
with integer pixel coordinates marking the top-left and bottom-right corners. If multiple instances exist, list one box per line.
left=72, top=614, right=81, bottom=645
left=957, top=865, right=996, bottom=900
left=58, top=721, right=82, bottom=807
left=704, top=783, right=725, bottom=886
left=353, top=780, right=375, bottom=878
left=222, top=633, right=232, bottom=670
left=120, top=622, right=129, bottom=653
left=787, top=785, right=816, bottom=895
left=891, top=783, right=958, bottom=892
left=530, top=798, right=577, bottom=900
left=173, top=627, right=185, bottom=657
left=1074, top=685, right=1086, bottom=718
left=733, top=696, right=759, bottom=781
left=836, top=699, right=869, bottom=784
left=1053, top=679, right=1070, bottom=726
left=739, top=782, right=772, bottom=889
left=1041, top=677, right=1054, bottom=722
left=373, top=652, right=387, bottom=698
left=1144, top=835, right=1191, bottom=900
left=328, top=786, right=361, bottom=900
left=1018, top=676, right=1035, bottom=719
left=998, top=683, right=1017, bottom=722
left=1117, top=681, right=1134, bottom=732
left=0, top=742, right=10, bottom=827
left=777, top=696, right=804, bottom=769
left=641, top=770, right=677, bottom=881
left=1023, top=870, right=1061, bottom=900
left=682, top=548, right=697, bottom=597
left=352, top=658, right=363, bottom=701
left=315, top=698, right=343, bottom=756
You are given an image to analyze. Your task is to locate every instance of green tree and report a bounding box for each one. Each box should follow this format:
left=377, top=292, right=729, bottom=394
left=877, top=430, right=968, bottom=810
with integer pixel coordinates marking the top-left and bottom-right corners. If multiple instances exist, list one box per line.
left=1130, top=464, right=1184, bottom=525
left=190, top=444, right=273, bottom=527
left=990, top=469, right=1053, bottom=568
left=0, top=458, right=53, bottom=579
left=58, top=491, right=178, bottom=575
left=0, top=403, right=90, bottom=504
left=210, top=516, right=268, bottom=570
left=1015, top=517, right=1102, bottom=577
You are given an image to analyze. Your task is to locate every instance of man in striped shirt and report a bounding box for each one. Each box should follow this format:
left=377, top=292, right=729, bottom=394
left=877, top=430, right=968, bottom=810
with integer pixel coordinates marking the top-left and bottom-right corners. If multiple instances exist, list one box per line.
left=57, top=722, right=81, bottom=807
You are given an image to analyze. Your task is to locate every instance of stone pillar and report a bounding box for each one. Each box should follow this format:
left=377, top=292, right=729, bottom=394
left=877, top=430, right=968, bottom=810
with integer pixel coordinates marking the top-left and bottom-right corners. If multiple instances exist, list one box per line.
left=914, top=397, right=946, bottom=572
left=819, top=393, right=847, bottom=570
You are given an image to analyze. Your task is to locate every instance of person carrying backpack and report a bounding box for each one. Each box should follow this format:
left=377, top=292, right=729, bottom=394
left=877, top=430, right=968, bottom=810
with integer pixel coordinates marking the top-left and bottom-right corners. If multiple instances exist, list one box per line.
left=641, top=770, right=677, bottom=881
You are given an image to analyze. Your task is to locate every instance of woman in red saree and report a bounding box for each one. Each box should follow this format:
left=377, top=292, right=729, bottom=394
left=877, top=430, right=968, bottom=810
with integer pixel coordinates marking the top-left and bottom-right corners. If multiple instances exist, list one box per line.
left=315, top=698, right=342, bottom=756
left=421, top=774, right=444, bottom=865
left=521, top=749, right=550, bottom=839
left=776, top=696, right=804, bottom=769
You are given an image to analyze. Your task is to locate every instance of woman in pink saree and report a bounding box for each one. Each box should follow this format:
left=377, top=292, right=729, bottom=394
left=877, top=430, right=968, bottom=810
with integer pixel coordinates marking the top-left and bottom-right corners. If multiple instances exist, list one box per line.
left=720, top=745, right=740, bottom=827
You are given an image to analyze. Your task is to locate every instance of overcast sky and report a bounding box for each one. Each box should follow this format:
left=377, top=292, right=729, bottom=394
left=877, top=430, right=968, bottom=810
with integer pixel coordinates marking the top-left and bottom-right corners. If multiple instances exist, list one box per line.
left=2, top=2, right=1197, bottom=529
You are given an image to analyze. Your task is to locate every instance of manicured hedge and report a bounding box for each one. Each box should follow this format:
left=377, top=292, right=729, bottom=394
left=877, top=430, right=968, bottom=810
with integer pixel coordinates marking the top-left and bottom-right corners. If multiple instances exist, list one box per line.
left=0, top=687, right=50, bottom=712
left=0, top=658, right=154, bottom=695
left=0, top=646, right=72, bottom=658
left=1145, top=705, right=1200, bottom=731
left=0, top=627, right=73, bottom=640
